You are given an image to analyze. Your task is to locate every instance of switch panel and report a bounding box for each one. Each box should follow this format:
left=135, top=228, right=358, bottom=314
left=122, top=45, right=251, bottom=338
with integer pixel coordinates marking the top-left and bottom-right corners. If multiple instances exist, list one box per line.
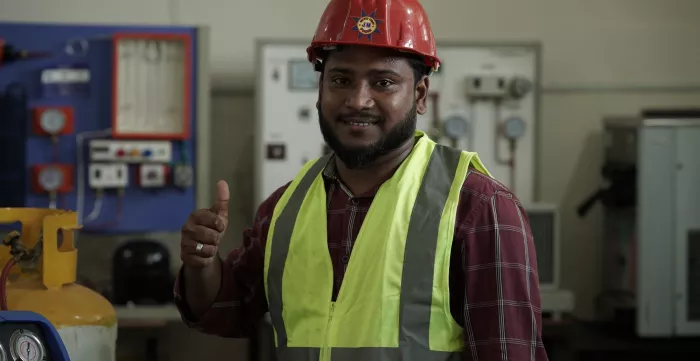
left=88, top=163, right=129, bottom=189
left=89, top=140, right=172, bottom=163
left=464, top=75, right=509, bottom=99
left=138, top=164, right=168, bottom=188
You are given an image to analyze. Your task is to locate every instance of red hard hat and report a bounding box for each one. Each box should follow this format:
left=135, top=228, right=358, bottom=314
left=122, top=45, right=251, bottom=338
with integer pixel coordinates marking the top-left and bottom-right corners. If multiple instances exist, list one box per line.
left=307, top=0, right=440, bottom=72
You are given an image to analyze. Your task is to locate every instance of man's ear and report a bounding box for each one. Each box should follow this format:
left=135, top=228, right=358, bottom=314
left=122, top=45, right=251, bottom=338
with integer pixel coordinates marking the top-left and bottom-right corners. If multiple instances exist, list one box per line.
left=415, top=76, right=429, bottom=115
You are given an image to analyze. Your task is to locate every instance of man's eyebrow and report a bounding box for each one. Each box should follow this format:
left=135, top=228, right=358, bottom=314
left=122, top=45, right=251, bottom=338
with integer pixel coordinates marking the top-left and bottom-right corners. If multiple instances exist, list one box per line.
left=369, top=69, right=401, bottom=77
left=327, top=67, right=402, bottom=77
left=327, top=67, right=352, bottom=74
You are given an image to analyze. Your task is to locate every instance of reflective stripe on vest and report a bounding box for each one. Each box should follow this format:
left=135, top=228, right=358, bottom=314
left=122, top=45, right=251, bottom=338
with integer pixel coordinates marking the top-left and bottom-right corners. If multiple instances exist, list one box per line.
left=264, top=132, right=491, bottom=361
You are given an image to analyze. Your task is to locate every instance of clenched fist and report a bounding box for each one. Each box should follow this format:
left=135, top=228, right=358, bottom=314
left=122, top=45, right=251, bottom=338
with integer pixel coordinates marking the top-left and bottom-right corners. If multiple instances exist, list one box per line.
left=180, top=180, right=229, bottom=268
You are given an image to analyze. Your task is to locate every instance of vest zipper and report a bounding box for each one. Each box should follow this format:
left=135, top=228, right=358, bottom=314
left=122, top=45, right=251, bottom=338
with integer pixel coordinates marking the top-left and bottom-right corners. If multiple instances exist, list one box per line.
left=320, top=301, right=335, bottom=361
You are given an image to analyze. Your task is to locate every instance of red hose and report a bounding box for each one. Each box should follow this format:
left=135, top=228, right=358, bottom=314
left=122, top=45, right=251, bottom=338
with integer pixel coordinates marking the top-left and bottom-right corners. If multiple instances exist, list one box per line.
left=508, top=140, right=517, bottom=195
left=0, top=258, right=17, bottom=310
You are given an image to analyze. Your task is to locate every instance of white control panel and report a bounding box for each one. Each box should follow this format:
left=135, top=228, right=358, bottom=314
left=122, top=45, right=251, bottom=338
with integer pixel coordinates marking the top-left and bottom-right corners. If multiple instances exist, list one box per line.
left=89, top=140, right=172, bottom=163
left=138, top=164, right=168, bottom=188
left=88, top=163, right=129, bottom=189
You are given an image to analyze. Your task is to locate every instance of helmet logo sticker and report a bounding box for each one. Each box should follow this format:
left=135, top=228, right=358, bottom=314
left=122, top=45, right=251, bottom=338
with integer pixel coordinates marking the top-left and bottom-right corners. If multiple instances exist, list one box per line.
left=351, top=9, right=382, bottom=41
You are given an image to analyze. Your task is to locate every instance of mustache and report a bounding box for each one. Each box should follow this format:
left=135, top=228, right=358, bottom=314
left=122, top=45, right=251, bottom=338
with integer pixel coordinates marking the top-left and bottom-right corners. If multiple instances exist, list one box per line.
left=337, top=112, right=383, bottom=123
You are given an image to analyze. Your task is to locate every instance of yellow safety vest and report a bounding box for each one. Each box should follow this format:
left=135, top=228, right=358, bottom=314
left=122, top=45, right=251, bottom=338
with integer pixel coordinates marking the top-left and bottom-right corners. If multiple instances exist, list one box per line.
left=264, top=131, right=491, bottom=361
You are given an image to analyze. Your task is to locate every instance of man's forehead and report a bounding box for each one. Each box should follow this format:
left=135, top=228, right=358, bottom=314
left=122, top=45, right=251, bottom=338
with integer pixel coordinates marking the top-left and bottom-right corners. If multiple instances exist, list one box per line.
left=325, top=46, right=410, bottom=69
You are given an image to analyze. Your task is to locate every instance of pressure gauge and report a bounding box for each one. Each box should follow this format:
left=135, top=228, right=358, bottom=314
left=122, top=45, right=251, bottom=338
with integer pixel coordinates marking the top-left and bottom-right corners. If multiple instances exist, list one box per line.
left=509, top=77, right=533, bottom=99
left=503, top=116, right=527, bottom=140
left=38, top=166, right=65, bottom=192
left=10, top=329, right=45, bottom=361
left=443, top=115, right=470, bottom=139
left=173, top=164, right=194, bottom=188
left=39, top=109, right=67, bottom=135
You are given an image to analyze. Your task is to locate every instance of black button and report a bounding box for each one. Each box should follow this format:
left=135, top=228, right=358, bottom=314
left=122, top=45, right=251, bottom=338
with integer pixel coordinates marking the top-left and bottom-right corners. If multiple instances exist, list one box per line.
left=341, top=256, right=349, bottom=263
left=266, top=143, right=286, bottom=160
left=298, top=107, right=310, bottom=120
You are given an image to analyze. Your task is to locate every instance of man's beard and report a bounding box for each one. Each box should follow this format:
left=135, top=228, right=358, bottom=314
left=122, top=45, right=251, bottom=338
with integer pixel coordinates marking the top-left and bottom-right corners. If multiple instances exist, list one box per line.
left=319, top=103, right=417, bottom=170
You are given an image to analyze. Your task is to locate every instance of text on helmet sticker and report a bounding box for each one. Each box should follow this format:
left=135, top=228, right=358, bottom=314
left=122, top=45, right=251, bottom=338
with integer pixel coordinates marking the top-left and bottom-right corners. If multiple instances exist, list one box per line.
left=351, top=9, right=382, bottom=41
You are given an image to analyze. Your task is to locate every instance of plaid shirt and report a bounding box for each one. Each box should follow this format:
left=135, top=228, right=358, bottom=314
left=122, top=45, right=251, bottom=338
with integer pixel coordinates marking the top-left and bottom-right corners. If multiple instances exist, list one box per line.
left=174, top=156, right=548, bottom=361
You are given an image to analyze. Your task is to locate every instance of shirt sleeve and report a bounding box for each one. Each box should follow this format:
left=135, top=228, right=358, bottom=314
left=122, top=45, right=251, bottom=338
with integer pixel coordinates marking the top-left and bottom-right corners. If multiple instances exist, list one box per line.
left=458, top=190, right=549, bottom=361
left=173, top=185, right=288, bottom=338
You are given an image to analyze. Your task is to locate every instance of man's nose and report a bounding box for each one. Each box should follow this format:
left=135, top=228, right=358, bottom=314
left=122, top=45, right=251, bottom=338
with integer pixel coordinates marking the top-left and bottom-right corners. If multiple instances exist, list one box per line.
left=344, top=83, right=375, bottom=110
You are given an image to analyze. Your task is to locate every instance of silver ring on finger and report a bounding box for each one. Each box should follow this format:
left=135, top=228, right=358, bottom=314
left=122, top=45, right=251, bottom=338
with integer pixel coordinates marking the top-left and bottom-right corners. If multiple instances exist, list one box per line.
left=195, top=242, right=204, bottom=253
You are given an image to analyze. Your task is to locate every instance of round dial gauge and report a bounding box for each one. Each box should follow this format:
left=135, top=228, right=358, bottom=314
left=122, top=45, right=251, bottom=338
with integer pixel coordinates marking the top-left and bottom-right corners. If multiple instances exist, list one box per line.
left=38, top=166, right=64, bottom=192
left=503, top=116, right=527, bottom=140
left=509, top=77, right=533, bottom=99
left=10, top=329, right=45, bottom=361
left=39, top=109, right=67, bottom=135
left=443, top=115, right=470, bottom=139
left=174, top=164, right=194, bottom=188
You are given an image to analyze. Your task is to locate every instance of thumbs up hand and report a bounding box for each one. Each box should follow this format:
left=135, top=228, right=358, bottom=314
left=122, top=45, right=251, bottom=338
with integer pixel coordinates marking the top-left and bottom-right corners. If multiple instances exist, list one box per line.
left=180, top=180, right=230, bottom=268
left=211, top=180, right=229, bottom=220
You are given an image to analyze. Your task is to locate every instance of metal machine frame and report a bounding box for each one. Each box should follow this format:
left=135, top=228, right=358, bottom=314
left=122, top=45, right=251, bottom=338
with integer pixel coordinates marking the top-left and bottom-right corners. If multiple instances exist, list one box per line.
left=637, top=116, right=700, bottom=337
left=600, top=113, right=700, bottom=337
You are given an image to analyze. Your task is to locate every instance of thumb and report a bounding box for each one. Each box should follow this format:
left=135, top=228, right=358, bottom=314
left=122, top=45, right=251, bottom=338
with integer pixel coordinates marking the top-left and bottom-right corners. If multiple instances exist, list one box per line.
left=211, top=180, right=230, bottom=219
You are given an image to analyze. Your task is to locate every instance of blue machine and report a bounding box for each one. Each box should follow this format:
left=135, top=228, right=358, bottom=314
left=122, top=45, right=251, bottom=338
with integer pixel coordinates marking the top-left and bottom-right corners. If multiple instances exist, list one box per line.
left=0, top=22, right=201, bottom=233
left=0, top=310, right=70, bottom=361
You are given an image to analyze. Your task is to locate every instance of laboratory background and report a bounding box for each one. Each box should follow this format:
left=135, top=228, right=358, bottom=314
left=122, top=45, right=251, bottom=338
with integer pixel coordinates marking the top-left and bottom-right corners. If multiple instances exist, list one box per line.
left=1, top=0, right=700, bottom=360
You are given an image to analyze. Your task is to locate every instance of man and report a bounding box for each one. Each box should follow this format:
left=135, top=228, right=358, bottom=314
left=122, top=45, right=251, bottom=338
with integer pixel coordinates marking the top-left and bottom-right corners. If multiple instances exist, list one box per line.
left=176, top=0, right=548, bottom=360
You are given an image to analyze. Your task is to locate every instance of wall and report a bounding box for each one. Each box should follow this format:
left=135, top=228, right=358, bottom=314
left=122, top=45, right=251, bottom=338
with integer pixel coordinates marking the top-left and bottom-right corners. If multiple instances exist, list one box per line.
left=2, top=0, right=700, bottom=359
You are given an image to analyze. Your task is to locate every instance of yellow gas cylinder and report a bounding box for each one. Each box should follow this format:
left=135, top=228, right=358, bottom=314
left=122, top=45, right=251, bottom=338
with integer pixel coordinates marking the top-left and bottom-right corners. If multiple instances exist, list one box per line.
left=0, top=208, right=117, bottom=361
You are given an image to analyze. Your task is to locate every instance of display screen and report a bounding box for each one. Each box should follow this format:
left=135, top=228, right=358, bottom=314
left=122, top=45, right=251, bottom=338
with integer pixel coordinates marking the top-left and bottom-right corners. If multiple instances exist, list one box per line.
left=288, top=60, right=318, bottom=90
